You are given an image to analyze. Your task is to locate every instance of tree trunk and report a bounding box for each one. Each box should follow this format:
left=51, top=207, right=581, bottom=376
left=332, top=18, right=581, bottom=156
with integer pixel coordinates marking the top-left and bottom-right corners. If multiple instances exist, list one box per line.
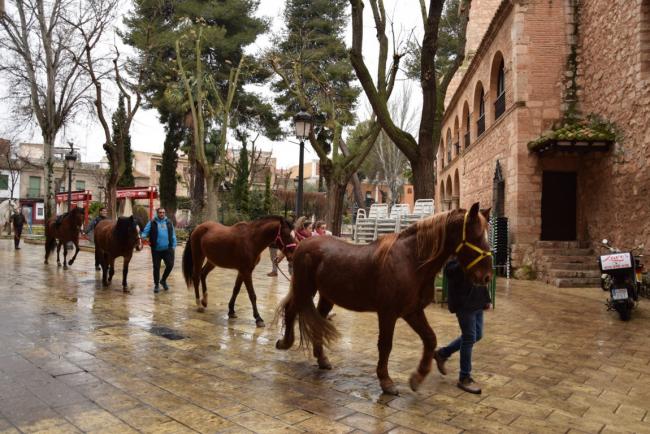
left=350, top=172, right=364, bottom=208
left=204, top=174, right=219, bottom=222
left=326, top=182, right=347, bottom=237
left=412, top=155, right=436, bottom=200
left=105, top=150, right=120, bottom=219
left=42, top=131, right=55, bottom=219
left=190, top=161, right=205, bottom=225
left=159, top=130, right=180, bottom=224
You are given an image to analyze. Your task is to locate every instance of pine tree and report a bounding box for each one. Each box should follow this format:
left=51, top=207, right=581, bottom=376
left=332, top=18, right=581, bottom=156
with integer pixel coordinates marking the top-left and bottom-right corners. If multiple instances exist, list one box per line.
left=232, top=144, right=250, bottom=215
left=269, top=0, right=375, bottom=235
left=159, top=114, right=184, bottom=222
left=112, top=98, right=135, bottom=188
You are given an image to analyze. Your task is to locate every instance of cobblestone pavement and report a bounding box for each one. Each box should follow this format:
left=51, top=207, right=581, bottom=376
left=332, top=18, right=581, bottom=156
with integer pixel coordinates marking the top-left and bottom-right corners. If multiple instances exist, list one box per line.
left=1, top=240, right=650, bottom=433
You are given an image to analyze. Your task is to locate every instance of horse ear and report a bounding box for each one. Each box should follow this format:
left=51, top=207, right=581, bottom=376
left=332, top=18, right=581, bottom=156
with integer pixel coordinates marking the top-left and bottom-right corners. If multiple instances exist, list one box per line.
left=480, top=207, right=492, bottom=221
left=468, top=202, right=480, bottom=219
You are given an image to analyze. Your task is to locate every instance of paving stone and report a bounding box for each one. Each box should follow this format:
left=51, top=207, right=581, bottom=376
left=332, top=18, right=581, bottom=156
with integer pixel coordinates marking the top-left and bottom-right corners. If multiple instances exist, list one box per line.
left=2, top=241, right=650, bottom=432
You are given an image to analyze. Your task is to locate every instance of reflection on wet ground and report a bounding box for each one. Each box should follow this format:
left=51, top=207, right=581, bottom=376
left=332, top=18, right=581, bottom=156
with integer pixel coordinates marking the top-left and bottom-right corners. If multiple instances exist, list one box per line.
left=1, top=240, right=650, bottom=433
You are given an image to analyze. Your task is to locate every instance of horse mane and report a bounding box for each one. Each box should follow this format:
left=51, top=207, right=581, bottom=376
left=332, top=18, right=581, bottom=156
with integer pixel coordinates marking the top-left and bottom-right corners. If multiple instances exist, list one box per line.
left=113, top=217, right=135, bottom=239
left=374, top=210, right=461, bottom=267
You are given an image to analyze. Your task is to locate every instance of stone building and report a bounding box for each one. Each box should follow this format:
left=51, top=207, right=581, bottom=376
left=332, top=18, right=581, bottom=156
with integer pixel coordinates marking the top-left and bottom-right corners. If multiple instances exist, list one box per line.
left=436, top=0, right=649, bottom=285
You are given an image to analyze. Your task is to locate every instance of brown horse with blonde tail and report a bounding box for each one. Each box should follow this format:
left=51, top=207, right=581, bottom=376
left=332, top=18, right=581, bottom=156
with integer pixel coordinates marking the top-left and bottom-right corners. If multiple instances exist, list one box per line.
left=182, top=215, right=296, bottom=327
left=44, top=207, right=85, bottom=269
left=276, top=203, right=493, bottom=395
left=93, top=216, right=143, bottom=292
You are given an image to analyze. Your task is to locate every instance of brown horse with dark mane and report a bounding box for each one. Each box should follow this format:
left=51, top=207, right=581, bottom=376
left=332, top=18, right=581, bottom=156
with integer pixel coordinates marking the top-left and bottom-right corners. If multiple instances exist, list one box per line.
left=44, top=207, right=85, bottom=269
left=94, top=216, right=143, bottom=292
left=276, top=203, right=493, bottom=395
left=182, top=215, right=296, bottom=327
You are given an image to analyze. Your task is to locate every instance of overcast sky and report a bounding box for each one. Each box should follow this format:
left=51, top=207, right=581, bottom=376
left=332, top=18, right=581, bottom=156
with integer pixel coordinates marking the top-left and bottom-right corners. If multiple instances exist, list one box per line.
left=0, top=0, right=423, bottom=169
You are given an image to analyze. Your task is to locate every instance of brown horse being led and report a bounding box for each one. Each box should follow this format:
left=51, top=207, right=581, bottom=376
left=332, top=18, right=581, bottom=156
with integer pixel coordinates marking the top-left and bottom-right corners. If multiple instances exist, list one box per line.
left=276, top=203, right=493, bottom=395
left=44, top=207, right=85, bottom=269
left=93, top=216, right=143, bottom=292
left=182, top=216, right=296, bottom=327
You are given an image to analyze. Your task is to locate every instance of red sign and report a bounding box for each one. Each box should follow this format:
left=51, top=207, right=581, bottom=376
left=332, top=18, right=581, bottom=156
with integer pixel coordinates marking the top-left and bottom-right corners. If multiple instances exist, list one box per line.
left=116, top=187, right=158, bottom=199
left=55, top=190, right=92, bottom=203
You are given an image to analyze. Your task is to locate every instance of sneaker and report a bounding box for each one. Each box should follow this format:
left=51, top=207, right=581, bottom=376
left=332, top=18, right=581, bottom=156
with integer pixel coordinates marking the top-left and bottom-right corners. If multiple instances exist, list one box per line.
left=433, top=350, right=448, bottom=376
left=457, top=377, right=481, bottom=394
left=161, top=281, right=169, bottom=291
left=267, top=271, right=278, bottom=277
left=153, top=285, right=160, bottom=294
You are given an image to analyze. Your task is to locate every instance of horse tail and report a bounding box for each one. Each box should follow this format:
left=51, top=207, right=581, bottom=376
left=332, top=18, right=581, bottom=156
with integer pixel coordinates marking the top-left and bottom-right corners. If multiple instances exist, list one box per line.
left=182, top=231, right=193, bottom=289
left=276, top=272, right=340, bottom=350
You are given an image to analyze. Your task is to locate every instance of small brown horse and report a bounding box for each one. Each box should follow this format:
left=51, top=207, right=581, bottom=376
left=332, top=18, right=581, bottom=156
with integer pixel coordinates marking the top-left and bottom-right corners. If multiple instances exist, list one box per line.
left=94, top=216, right=143, bottom=292
left=276, top=203, right=493, bottom=395
left=44, top=207, right=85, bottom=269
left=182, top=215, right=296, bottom=327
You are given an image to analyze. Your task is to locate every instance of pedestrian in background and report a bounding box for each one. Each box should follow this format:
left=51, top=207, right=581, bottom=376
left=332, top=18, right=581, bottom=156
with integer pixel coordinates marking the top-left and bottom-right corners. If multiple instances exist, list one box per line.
left=11, top=206, right=26, bottom=250
left=141, top=208, right=177, bottom=293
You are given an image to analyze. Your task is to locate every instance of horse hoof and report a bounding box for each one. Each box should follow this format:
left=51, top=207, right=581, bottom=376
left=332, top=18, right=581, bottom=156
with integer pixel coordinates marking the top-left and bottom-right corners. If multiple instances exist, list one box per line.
left=201, top=298, right=208, bottom=308
left=256, top=319, right=266, bottom=328
left=381, top=384, right=399, bottom=396
left=57, top=263, right=61, bottom=267
left=197, top=306, right=205, bottom=313
left=63, top=265, right=68, bottom=270
left=409, top=372, right=424, bottom=392
left=228, top=312, right=237, bottom=319
left=318, top=358, right=332, bottom=370
left=123, top=287, right=130, bottom=293
left=68, top=260, right=74, bottom=266
left=276, top=339, right=290, bottom=350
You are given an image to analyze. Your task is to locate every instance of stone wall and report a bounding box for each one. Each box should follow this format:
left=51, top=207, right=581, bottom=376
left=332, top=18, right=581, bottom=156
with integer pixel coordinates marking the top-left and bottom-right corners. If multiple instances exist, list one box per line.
left=577, top=0, right=650, bottom=250
left=439, top=0, right=572, bottom=268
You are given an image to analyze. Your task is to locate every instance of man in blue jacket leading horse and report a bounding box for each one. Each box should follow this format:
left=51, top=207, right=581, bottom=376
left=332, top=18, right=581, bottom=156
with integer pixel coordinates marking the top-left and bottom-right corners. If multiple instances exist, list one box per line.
left=141, top=208, right=177, bottom=293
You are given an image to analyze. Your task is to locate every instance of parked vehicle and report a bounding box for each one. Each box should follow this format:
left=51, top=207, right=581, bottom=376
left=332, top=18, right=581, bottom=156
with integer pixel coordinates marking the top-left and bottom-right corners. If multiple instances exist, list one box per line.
left=598, top=239, right=646, bottom=321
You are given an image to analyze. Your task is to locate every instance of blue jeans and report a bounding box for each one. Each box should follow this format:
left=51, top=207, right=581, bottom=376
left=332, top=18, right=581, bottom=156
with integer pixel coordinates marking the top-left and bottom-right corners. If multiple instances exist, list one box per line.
left=438, top=309, right=484, bottom=380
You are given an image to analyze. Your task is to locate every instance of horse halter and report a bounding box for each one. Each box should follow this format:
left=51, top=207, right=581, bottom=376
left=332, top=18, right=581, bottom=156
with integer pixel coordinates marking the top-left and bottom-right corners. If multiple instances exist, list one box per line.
left=275, top=224, right=297, bottom=253
left=455, top=211, right=492, bottom=270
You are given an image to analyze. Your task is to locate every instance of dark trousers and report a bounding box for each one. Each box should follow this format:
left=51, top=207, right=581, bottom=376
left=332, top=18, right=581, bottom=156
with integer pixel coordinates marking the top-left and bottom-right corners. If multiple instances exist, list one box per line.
left=438, top=309, right=484, bottom=380
left=13, top=225, right=23, bottom=248
left=152, top=249, right=174, bottom=286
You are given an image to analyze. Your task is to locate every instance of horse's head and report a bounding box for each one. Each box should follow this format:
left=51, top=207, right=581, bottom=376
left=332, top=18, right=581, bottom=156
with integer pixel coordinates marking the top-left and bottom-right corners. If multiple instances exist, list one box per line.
left=451, top=202, right=493, bottom=286
left=71, top=207, right=85, bottom=227
left=115, top=216, right=143, bottom=251
left=276, top=217, right=297, bottom=261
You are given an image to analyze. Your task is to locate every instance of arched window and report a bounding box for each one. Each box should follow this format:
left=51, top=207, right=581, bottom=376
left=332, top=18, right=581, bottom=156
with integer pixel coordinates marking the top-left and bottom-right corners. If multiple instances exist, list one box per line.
left=477, top=88, right=485, bottom=136
left=642, top=1, right=650, bottom=75
left=464, top=105, right=471, bottom=148
left=495, top=59, right=505, bottom=119
left=446, top=129, right=452, bottom=163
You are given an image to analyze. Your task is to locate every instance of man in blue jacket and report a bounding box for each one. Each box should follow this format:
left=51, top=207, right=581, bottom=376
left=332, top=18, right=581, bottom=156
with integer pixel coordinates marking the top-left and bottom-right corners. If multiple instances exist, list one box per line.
left=141, top=208, right=177, bottom=293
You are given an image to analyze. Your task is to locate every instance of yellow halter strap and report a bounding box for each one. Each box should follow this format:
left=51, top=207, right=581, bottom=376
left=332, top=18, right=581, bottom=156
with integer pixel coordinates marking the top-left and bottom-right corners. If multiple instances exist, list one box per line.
left=455, top=211, right=492, bottom=270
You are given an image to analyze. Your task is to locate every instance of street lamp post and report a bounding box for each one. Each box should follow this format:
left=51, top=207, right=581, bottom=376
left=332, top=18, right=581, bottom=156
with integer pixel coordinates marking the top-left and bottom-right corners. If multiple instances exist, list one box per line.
left=64, top=142, right=77, bottom=212
left=293, top=110, right=313, bottom=217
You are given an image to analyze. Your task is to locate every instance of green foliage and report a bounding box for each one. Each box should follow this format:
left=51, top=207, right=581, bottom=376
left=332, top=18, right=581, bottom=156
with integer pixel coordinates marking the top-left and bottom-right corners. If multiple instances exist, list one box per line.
left=176, top=196, right=192, bottom=210
left=232, top=145, right=250, bottom=214
left=160, top=115, right=184, bottom=214
left=88, top=201, right=104, bottom=218
left=263, top=174, right=272, bottom=214
left=122, top=0, right=276, bottom=139
left=271, top=0, right=359, bottom=128
left=527, top=114, right=617, bottom=150
left=132, top=205, right=150, bottom=229
left=405, top=0, right=463, bottom=81
left=112, top=97, right=135, bottom=187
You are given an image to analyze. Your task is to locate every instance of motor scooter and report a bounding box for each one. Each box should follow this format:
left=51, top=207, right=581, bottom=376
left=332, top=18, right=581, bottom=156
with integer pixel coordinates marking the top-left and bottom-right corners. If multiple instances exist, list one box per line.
left=598, top=239, right=645, bottom=321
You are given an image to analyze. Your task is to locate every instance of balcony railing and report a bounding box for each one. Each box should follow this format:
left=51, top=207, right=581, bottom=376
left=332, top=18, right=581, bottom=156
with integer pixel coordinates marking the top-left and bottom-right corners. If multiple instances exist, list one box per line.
left=477, top=115, right=485, bottom=137
left=495, top=92, right=505, bottom=120
left=464, top=131, right=470, bottom=148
